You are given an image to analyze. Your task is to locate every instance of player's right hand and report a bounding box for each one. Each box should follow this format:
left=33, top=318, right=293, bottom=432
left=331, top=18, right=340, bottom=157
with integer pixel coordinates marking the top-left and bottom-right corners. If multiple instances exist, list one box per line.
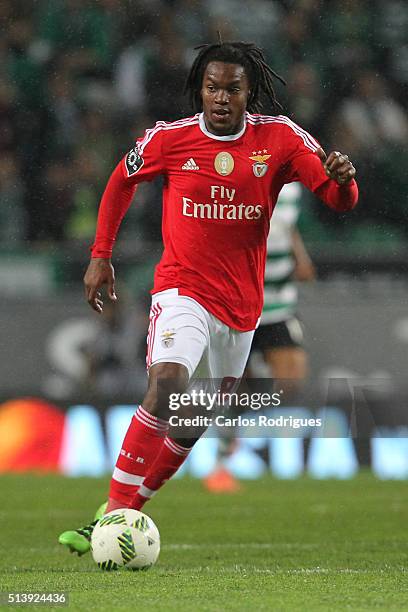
left=83, top=258, right=117, bottom=313
left=316, top=147, right=356, bottom=185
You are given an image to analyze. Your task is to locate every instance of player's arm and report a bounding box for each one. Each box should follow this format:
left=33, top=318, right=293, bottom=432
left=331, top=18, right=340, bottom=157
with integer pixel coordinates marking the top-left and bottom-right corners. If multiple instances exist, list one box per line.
left=84, top=127, right=165, bottom=313
left=84, top=162, right=136, bottom=312
left=294, top=147, right=358, bottom=212
left=314, top=147, right=358, bottom=211
left=291, top=228, right=316, bottom=282
left=84, top=163, right=135, bottom=312
left=282, top=123, right=358, bottom=212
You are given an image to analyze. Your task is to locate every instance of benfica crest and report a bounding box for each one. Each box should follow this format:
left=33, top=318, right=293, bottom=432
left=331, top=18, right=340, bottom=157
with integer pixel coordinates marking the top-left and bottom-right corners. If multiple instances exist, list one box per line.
left=249, top=151, right=271, bottom=178
left=161, top=329, right=176, bottom=348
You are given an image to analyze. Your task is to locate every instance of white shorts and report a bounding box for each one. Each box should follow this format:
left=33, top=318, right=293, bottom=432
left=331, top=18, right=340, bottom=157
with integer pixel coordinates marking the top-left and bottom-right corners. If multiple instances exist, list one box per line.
left=146, top=289, right=254, bottom=381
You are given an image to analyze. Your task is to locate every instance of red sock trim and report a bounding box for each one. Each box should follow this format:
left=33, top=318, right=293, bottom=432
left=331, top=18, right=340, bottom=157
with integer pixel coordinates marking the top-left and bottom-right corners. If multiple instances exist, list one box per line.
left=109, top=406, right=168, bottom=505
left=129, top=437, right=191, bottom=510
left=164, top=437, right=191, bottom=456
left=135, top=405, right=168, bottom=431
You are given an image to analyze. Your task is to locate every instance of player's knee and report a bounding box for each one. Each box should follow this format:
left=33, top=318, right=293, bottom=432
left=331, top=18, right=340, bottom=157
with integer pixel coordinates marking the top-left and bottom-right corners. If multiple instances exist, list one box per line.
left=142, top=362, right=189, bottom=418
left=266, top=348, right=306, bottom=380
left=148, top=362, right=190, bottom=387
left=287, top=351, right=307, bottom=380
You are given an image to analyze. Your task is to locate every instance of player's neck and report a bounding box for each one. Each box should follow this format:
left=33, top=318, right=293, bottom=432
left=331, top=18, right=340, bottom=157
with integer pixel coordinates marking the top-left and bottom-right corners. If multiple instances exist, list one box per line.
left=199, top=113, right=246, bottom=141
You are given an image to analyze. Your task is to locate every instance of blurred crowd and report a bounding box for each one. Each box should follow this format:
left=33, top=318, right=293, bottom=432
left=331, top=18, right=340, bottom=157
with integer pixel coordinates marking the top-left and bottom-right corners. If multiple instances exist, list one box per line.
left=1, top=0, right=408, bottom=249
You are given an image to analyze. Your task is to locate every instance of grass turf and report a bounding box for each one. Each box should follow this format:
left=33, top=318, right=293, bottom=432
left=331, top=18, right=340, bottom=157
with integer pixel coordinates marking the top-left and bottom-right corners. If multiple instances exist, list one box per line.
left=0, top=473, right=407, bottom=611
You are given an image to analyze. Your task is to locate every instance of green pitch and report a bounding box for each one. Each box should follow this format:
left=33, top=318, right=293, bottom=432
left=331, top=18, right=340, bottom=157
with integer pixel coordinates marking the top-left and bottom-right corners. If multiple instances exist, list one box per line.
left=1, top=473, right=407, bottom=611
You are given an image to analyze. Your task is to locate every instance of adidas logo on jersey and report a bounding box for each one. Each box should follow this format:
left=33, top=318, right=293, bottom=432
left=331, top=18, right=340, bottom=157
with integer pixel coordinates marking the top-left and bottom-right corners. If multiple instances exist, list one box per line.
left=182, top=157, right=200, bottom=170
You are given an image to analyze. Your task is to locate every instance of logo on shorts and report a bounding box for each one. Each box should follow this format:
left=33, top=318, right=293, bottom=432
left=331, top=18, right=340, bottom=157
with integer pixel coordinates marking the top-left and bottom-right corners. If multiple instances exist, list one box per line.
left=214, top=152, right=234, bottom=176
left=125, top=144, right=144, bottom=176
left=161, top=329, right=176, bottom=348
left=249, top=150, right=271, bottom=177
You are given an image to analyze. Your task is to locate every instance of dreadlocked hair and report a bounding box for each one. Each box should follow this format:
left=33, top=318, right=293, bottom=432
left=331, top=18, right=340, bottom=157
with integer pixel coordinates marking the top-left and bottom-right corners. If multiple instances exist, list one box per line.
left=184, top=41, right=286, bottom=114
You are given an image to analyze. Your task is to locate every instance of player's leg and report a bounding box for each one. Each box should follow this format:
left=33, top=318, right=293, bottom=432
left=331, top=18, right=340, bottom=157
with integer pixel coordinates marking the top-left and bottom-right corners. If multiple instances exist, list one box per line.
left=265, top=346, right=307, bottom=397
left=58, top=366, right=187, bottom=555
left=260, top=318, right=308, bottom=397
left=109, top=291, right=210, bottom=511
left=128, top=367, right=212, bottom=510
left=129, top=311, right=253, bottom=510
left=265, top=346, right=307, bottom=378
left=121, top=360, right=203, bottom=510
left=59, top=290, right=209, bottom=555
left=203, top=436, right=241, bottom=493
left=106, top=362, right=186, bottom=513
left=203, top=319, right=255, bottom=493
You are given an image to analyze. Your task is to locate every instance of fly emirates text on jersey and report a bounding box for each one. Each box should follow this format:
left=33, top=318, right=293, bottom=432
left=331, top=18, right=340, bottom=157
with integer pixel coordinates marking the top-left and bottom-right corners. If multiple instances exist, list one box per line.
left=182, top=185, right=264, bottom=221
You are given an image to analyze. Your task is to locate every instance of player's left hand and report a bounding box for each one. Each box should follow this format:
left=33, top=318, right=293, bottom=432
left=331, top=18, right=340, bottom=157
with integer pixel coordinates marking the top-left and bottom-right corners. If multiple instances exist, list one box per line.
left=316, top=147, right=356, bottom=185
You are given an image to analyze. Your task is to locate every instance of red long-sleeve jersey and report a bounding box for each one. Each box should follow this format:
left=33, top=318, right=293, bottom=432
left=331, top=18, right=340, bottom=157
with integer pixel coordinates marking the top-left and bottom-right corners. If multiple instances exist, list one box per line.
left=91, top=112, right=358, bottom=331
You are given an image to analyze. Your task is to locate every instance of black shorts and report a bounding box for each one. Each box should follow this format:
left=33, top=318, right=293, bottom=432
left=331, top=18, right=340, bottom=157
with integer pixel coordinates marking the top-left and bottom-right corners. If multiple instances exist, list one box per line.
left=252, top=317, right=304, bottom=351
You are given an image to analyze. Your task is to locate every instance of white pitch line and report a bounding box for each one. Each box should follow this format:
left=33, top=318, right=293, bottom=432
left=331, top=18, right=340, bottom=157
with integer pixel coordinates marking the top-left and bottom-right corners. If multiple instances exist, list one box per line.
left=166, top=543, right=319, bottom=550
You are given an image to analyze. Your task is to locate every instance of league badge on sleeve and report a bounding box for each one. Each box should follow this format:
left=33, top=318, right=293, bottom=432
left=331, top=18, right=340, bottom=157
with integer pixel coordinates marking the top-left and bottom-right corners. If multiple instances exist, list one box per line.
left=249, top=150, right=271, bottom=178
left=125, top=145, right=144, bottom=176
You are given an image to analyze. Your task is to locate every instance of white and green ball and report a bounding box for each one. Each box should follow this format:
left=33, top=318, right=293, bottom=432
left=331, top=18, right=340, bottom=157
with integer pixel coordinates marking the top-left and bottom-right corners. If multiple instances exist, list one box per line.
left=91, top=509, right=160, bottom=571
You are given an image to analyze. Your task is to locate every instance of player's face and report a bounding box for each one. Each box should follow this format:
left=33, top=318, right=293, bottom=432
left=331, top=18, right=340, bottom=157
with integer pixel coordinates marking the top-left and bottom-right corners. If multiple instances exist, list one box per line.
left=201, top=62, right=250, bottom=136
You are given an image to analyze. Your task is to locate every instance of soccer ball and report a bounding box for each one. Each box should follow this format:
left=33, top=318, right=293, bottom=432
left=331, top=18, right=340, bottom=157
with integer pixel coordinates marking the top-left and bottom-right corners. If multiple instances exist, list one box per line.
left=91, top=509, right=160, bottom=571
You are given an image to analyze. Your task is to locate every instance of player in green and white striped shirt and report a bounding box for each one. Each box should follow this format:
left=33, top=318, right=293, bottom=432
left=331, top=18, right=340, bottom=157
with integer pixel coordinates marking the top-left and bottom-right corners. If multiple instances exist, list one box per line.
left=251, top=182, right=315, bottom=391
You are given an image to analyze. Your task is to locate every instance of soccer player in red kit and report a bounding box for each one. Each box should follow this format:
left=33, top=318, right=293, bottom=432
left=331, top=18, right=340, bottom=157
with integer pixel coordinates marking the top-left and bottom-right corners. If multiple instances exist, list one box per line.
left=59, top=42, right=357, bottom=555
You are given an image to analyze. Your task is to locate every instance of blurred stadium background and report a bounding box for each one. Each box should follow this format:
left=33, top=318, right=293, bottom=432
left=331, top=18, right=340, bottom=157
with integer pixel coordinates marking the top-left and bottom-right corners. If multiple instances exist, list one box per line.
left=1, top=0, right=408, bottom=480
